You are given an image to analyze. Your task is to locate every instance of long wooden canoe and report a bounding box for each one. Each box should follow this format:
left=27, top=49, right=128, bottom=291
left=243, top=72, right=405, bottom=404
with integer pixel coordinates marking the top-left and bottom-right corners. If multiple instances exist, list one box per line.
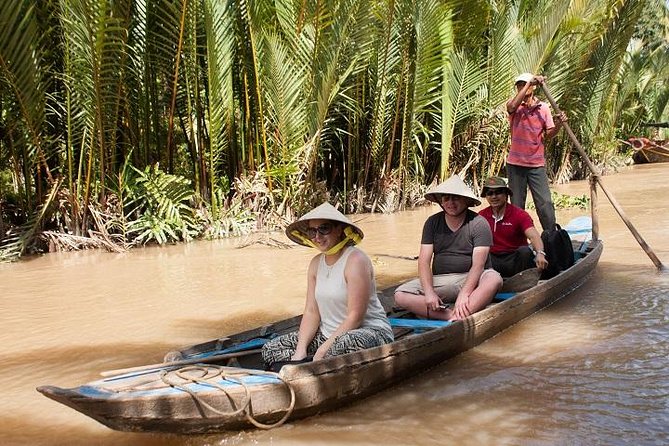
left=629, top=137, right=669, bottom=164
left=37, top=237, right=602, bottom=434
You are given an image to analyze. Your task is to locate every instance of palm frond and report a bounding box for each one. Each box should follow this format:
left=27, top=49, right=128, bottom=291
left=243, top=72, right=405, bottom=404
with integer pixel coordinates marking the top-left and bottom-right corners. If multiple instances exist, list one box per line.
left=365, top=0, right=402, bottom=183
left=441, top=49, right=487, bottom=179
left=60, top=0, right=131, bottom=201
left=0, top=179, right=61, bottom=262
left=576, top=0, right=645, bottom=136
left=124, top=166, right=199, bottom=244
left=486, top=0, right=519, bottom=107
left=400, top=0, right=449, bottom=186
left=261, top=31, right=308, bottom=155
left=204, top=0, right=237, bottom=214
left=0, top=0, right=49, bottom=192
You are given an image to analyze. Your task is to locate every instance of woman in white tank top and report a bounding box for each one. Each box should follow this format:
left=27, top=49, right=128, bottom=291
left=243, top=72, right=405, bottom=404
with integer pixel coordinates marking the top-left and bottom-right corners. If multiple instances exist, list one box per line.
left=261, top=203, right=393, bottom=370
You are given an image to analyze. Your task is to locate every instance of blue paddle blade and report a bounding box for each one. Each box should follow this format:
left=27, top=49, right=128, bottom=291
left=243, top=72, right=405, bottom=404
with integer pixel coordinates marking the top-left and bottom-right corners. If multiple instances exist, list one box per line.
left=188, top=337, right=270, bottom=360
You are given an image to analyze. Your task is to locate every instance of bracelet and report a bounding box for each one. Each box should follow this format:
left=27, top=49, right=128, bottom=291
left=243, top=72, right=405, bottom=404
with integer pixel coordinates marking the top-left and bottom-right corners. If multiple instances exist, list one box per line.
left=536, top=250, right=546, bottom=256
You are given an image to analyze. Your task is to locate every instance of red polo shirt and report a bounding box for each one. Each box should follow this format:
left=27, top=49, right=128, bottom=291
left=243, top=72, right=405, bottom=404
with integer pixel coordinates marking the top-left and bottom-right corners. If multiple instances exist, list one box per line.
left=479, top=203, right=535, bottom=254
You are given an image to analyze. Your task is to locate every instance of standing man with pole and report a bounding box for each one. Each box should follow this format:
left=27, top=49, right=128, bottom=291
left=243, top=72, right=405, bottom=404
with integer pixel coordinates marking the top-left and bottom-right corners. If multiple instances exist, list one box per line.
left=506, top=73, right=566, bottom=231
left=538, top=81, right=666, bottom=271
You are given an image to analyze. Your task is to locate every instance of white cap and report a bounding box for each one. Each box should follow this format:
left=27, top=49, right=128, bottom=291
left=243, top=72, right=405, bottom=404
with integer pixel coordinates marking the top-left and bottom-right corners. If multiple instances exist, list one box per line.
left=515, top=72, right=534, bottom=84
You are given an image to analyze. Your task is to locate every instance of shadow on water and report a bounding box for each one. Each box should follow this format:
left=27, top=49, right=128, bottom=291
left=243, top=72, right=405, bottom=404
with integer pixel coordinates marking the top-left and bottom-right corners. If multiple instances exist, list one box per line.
left=12, top=310, right=295, bottom=383
left=0, top=417, right=185, bottom=446
left=166, top=309, right=296, bottom=342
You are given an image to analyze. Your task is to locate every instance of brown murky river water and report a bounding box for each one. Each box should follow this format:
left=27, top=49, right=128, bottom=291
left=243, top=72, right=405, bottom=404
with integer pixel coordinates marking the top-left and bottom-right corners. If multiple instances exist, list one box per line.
left=2, top=164, right=668, bottom=446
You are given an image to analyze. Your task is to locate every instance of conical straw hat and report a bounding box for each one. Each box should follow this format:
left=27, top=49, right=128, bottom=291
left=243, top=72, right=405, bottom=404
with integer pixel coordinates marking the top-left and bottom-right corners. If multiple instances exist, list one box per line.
left=424, top=174, right=481, bottom=207
left=286, top=202, right=364, bottom=247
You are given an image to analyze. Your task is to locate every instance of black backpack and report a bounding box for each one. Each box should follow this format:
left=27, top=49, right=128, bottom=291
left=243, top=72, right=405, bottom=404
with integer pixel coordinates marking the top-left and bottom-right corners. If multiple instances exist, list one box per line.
left=540, top=224, right=575, bottom=280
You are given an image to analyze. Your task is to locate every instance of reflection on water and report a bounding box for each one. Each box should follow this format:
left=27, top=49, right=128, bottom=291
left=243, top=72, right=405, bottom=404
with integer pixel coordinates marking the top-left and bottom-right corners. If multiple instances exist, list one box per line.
left=1, top=164, right=668, bottom=446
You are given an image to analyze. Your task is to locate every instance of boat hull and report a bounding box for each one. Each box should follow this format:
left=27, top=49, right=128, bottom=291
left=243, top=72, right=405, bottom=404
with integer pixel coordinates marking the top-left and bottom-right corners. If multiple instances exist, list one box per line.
left=633, top=149, right=669, bottom=164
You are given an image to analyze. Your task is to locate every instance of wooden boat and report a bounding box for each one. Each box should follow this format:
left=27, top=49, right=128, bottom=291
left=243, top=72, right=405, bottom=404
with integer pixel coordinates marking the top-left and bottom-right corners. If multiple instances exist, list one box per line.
left=37, top=226, right=602, bottom=434
left=628, top=137, right=669, bottom=164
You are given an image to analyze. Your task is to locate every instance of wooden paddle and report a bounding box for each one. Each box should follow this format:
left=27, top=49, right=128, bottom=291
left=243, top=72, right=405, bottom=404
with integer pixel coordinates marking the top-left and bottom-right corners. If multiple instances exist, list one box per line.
left=540, top=82, right=666, bottom=271
left=100, top=348, right=263, bottom=378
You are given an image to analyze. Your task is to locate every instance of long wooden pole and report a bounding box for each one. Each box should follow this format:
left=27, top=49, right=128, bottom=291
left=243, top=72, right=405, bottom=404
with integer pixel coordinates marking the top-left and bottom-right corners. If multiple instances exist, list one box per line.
left=589, top=175, right=599, bottom=242
left=100, top=348, right=263, bottom=378
left=373, top=253, right=419, bottom=261
left=540, top=83, right=665, bottom=271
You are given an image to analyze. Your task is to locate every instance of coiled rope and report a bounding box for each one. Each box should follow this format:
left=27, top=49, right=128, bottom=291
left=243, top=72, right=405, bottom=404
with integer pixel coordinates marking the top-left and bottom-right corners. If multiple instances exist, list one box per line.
left=160, top=365, right=296, bottom=429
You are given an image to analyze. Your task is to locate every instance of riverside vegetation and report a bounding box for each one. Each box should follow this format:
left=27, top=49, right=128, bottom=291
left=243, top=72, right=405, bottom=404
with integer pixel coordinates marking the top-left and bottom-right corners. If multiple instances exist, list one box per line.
left=1, top=0, right=667, bottom=261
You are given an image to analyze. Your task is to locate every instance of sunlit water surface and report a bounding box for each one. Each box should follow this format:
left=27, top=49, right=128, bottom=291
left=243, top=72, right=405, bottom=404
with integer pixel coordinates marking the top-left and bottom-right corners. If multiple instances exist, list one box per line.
left=1, top=164, right=668, bottom=446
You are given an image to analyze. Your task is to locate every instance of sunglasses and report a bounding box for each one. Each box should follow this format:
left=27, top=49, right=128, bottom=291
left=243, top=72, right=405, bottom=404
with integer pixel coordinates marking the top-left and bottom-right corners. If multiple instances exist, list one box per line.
left=485, top=189, right=506, bottom=197
left=305, top=223, right=334, bottom=239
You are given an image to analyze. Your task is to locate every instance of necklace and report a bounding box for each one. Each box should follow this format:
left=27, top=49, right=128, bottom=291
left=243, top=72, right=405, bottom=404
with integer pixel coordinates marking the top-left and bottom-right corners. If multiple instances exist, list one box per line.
left=323, top=253, right=341, bottom=278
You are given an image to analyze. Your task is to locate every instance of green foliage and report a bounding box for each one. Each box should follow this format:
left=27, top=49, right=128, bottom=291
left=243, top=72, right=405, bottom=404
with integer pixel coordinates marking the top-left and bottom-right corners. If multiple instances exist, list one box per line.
left=527, top=190, right=589, bottom=211
left=202, top=198, right=256, bottom=239
left=200, top=177, right=255, bottom=239
left=0, top=0, right=50, bottom=206
left=124, top=166, right=200, bottom=245
left=632, top=0, right=668, bottom=54
left=551, top=191, right=589, bottom=209
left=0, top=169, right=14, bottom=198
left=0, top=180, right=61, bottom=262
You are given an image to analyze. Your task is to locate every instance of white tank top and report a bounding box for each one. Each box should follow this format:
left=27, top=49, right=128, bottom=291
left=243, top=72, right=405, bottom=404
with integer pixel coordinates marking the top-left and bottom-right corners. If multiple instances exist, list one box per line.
left=314, top=246, right=392, bottom=339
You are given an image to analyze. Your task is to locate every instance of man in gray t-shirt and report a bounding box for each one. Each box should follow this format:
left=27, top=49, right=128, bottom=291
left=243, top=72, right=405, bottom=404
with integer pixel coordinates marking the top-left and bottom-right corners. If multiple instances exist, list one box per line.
left=422, top=209, right=493, bottom=274
left=394, top=175, right=502, bottom=321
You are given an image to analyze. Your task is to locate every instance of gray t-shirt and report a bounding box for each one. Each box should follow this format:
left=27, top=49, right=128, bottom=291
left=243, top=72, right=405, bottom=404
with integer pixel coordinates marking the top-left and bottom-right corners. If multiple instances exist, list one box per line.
left=421, top=210, right=493, bottom=275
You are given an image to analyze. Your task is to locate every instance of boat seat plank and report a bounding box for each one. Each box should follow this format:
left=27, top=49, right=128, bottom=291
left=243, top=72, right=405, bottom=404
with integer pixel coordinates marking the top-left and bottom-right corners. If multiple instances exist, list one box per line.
left=494, top=292, right=516, bottom=301
left=388, top=318, right=451, bottom=329
left=388, top=292, right=517, bottom=330
left=564, top=216, right=593, bottom=262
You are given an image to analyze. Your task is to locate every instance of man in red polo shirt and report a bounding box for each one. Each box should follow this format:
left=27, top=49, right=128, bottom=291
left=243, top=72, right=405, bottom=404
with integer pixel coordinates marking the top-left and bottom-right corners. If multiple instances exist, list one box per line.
left=478, top=176, right=548, bottom=277
left=506, top=72, right=566, bottom=231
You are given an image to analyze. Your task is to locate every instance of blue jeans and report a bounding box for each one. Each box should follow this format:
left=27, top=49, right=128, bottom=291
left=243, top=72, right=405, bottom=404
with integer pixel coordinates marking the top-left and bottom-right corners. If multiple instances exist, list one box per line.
left=506, top=164, right=556, bottom=231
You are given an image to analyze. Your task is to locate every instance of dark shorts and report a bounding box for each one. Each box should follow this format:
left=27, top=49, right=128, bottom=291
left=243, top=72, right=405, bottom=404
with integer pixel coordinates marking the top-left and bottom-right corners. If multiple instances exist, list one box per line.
left=490, top=247, right=535, bottom=277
